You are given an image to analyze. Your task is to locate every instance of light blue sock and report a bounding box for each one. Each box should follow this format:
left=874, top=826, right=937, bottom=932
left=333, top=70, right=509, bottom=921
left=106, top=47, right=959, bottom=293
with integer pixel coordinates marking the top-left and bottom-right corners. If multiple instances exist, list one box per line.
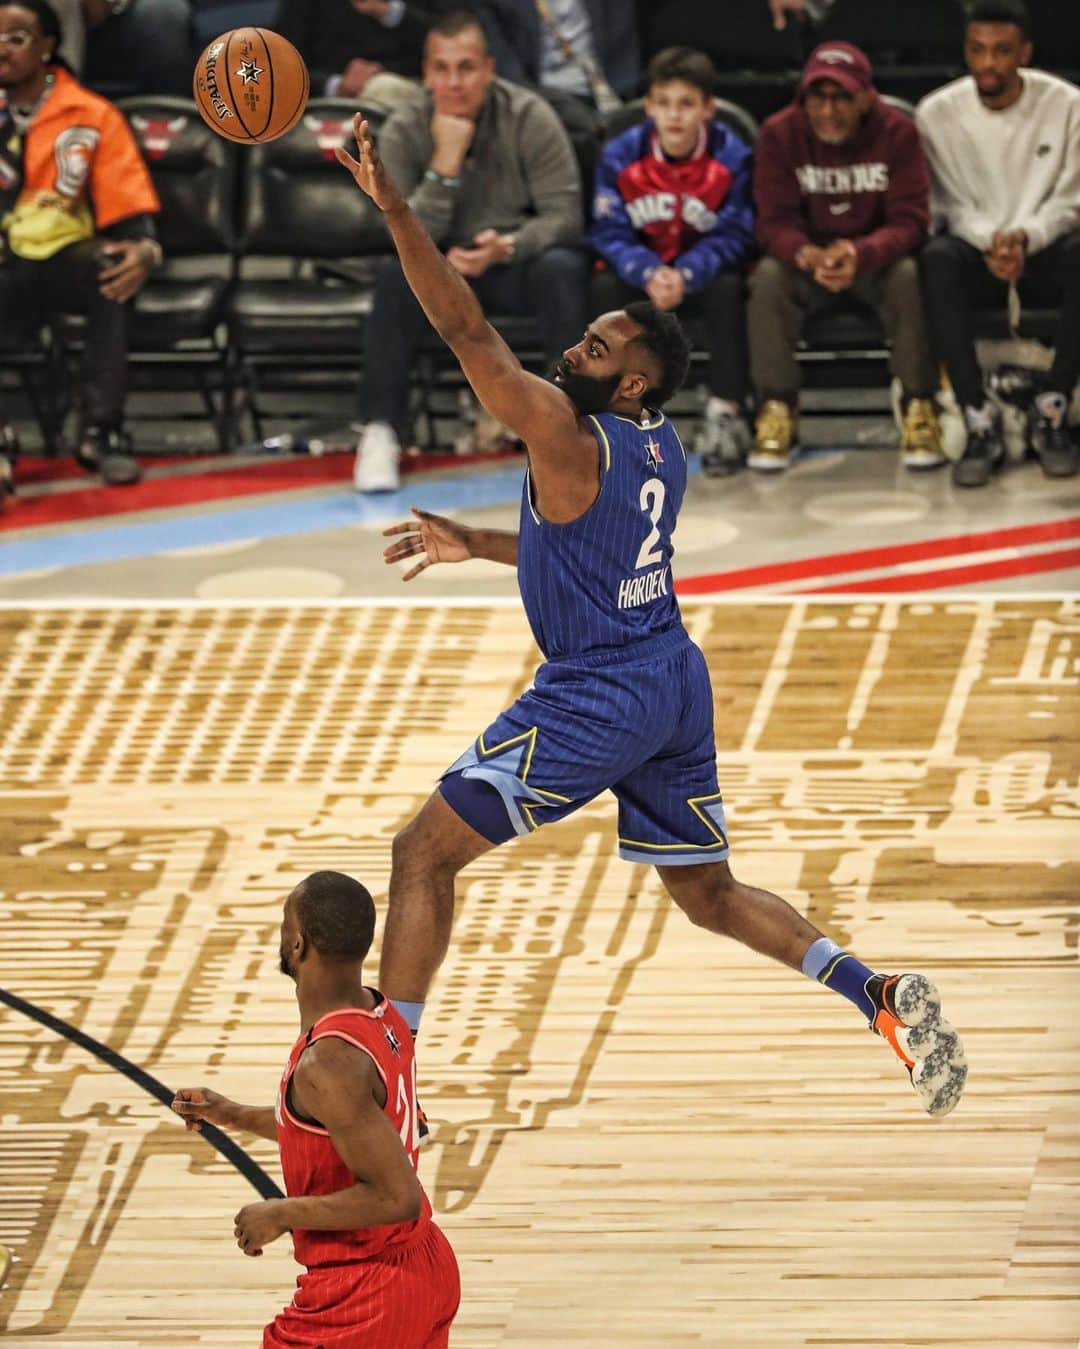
left=802, top=937, right=878, bottom=1020
left=389, top=998, right=425, bottom=1036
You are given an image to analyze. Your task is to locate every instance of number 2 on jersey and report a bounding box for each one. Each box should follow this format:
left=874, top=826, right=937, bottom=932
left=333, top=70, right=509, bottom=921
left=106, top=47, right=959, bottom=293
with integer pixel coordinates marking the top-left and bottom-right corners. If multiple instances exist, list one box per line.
left=396, top=1057, right=420, bottom=1153
left=635, top=477, right=666, bottom=570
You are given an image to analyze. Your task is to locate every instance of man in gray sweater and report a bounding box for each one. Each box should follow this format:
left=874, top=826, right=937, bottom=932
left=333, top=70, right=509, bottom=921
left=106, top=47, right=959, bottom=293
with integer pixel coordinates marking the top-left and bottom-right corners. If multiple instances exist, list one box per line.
left=355, top=10, right=587, bottom=491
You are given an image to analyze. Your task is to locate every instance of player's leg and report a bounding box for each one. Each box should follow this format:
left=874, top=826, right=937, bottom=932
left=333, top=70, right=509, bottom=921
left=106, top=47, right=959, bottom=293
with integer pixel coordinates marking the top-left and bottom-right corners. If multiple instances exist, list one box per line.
left=381, top=671, right=635, bottom=1031
left=615, top=643, right=967, bottom=1116
left=379, top=788, right=498, bottom=1011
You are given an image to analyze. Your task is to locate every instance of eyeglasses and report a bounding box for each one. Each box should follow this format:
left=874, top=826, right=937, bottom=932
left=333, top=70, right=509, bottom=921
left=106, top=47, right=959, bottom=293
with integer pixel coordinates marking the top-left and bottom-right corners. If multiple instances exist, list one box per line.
left=0, top=30, right=36, bottom=49
left=805, top=87, right=855, bottom=107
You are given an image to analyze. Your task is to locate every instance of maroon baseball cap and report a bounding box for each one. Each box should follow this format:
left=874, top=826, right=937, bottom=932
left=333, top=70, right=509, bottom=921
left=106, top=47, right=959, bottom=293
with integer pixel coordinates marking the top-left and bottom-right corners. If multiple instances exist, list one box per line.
left=800, top=41, right=874, bottom=96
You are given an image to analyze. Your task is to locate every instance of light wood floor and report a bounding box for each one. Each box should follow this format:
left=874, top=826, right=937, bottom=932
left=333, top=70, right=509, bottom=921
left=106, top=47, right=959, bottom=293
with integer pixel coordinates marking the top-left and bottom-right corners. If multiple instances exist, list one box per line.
left=1, top=598, right=1077, bottom=1348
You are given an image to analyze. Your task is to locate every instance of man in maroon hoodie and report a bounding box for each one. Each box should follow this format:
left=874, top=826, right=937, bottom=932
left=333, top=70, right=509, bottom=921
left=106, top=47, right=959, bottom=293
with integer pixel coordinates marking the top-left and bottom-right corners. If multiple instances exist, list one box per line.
left=748, top=42, right=940, bottom=472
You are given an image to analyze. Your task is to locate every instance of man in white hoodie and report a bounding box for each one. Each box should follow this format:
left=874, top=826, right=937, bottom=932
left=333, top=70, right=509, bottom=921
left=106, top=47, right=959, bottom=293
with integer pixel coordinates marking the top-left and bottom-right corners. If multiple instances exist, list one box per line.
left=917, top=0, right=1079, bottom=487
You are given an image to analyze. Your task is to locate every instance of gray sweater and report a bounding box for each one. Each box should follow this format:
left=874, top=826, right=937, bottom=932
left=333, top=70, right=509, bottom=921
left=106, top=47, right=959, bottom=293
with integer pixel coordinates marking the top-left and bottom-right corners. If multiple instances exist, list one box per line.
left=377, top=78, right=583, bottom=261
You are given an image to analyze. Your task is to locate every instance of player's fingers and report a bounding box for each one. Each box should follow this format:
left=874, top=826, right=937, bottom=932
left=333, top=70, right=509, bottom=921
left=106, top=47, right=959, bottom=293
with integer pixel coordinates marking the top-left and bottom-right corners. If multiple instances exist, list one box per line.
left=401, top=558, right=430, bottom=582
left=381, top=520, right=417, bottom=537
left=334, top=145, right=361, bottom=176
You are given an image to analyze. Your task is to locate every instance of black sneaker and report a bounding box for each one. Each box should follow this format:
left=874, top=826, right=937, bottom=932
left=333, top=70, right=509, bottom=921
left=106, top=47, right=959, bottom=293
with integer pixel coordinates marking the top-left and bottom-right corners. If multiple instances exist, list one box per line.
left=1028, top=406, right=1079, bottom=479
left=952, top=421, right=1005, bottom=488
left=697, top=404, right=750, bottom=478
left=74, top=425, right=141, bottom=486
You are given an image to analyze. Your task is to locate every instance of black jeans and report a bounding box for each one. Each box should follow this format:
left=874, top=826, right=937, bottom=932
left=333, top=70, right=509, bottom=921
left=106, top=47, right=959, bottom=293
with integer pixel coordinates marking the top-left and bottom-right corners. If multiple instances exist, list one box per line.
left=360, top=246, right=590, bottom=436
left=920, top=230, right=1080, bottom=407
left=590, top=266, right=749, bottom=404
left=0, top=238, right=129, bottom=428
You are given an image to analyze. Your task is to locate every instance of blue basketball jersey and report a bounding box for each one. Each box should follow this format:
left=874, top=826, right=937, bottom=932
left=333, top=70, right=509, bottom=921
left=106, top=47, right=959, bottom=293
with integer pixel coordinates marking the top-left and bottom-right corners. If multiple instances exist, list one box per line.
left=517, top=411, right=687, bottom=661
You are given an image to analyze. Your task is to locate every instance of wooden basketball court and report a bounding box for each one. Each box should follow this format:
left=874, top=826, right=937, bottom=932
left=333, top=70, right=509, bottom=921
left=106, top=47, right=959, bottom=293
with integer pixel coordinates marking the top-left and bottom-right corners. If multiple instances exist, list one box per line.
left=1, top=597, right=1077, bottom=1347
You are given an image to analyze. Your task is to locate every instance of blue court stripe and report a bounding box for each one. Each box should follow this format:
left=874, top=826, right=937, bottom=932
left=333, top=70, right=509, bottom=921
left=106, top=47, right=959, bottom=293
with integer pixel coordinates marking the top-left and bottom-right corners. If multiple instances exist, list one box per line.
left=0, top=466, right=530, bottom=576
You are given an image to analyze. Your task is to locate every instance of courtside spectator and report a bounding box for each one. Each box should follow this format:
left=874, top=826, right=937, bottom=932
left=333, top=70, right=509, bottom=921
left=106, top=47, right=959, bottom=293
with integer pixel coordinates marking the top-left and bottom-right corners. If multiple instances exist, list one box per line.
left=918, top=0, right=1080, bottom=487
left=590, top=46, right=755, bottom=474
left=276, top=0, right=447, bottom=110
left=83, top=0, right=195, bottom=98
left=749, top=41, right=939, bottom=473
left=0, top=0, right=161, bottom=494
left=471, top=0, right=639, bottom=113
left=354, top=10, right=586, bottom=492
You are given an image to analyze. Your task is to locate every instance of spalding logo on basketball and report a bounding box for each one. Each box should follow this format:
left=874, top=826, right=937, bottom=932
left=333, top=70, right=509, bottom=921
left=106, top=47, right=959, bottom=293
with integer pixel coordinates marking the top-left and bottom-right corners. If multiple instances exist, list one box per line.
left=193, top=28, right=310, bottom=144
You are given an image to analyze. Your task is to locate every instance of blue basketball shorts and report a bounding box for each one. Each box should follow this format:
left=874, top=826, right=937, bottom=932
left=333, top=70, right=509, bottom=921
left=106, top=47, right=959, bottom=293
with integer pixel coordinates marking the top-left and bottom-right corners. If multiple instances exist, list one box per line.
left=439, top=627, right=729, bottom=866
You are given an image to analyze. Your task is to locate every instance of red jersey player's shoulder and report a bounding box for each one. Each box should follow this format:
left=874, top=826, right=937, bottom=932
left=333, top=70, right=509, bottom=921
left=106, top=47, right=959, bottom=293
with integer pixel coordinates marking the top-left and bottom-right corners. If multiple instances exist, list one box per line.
left=294, top=1032, right=386, bottom=1120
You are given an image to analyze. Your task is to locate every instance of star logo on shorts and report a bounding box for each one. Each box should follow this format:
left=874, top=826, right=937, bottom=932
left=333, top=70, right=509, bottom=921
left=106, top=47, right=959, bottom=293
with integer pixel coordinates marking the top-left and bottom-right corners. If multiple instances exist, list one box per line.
left=644, top=437, right=663, bottom=466
left=235, top=59, right=263, bottom=85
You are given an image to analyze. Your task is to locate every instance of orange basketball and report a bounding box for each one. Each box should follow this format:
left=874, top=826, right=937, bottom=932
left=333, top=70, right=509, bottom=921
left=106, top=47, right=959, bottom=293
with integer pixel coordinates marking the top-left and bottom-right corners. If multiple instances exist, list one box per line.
left=193, top=28, right=309, bottom=144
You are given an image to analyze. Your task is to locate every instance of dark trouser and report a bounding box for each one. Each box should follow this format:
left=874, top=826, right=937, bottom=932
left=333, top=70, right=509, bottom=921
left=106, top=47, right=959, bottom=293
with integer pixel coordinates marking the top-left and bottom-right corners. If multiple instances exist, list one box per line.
left=590, top=266, right=749, bottom=404
left=360, top=246, right=589, bottom=436
left=920, top=230, right=1080, bottom=408
left=748, top=253, right=936, bottom=402
left=84, top=0, right=195, bottom=97
left=0, top=238, right=129, bottom=428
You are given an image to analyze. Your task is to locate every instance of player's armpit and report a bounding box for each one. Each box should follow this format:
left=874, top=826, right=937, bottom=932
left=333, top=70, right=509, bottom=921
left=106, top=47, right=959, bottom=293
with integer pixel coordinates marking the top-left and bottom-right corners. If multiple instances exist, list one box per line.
left=453, top=330, right=601, bottom=520
left=286, top=1038, right=423, bottom=1230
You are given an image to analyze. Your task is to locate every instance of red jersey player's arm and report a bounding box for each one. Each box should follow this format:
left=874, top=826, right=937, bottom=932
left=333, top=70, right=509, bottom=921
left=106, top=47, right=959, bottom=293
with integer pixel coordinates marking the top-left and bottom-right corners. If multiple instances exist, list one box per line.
left=280, top=1037, right=423, bottom=1230
left=337, top=118, right=600, bottom=525
left=172, top=1088, right=278, bottom=1141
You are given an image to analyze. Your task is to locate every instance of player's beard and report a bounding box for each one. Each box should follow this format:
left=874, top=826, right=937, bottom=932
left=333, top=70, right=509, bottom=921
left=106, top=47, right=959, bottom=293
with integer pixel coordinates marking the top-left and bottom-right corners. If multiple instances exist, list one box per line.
left=279, top=944, right=295, bottom=978
left=550, top=360, right=621, bottom=415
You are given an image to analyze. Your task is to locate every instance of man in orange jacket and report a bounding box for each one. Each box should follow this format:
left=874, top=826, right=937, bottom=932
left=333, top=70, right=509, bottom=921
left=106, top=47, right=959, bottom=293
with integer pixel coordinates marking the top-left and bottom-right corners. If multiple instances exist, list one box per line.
left=0, top=0, right=160, bottom=496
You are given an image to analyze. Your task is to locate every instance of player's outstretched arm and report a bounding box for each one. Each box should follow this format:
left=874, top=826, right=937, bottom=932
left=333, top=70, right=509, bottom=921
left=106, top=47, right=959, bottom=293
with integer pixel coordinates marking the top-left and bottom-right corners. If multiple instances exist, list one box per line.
left=337, top=118, right=591, bottom=484
left=171, top=1087, right=278, bottom=1142
left=383, top=507, right=518, bottom=581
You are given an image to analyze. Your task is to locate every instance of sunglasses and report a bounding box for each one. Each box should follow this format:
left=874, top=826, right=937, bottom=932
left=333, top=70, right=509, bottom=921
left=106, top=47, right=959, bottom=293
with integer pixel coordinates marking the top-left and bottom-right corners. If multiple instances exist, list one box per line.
left=0, top=29, right=36, bottom=49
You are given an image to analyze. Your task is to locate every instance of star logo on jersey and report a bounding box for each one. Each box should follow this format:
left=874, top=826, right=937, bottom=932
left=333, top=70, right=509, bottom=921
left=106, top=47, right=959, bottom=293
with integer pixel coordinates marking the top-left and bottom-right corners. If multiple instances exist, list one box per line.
left=384, top=1026, right=401, bottom=1055
left=235, top=59, right=263, bottom=85
left=644, top=437, right=663, bottom=467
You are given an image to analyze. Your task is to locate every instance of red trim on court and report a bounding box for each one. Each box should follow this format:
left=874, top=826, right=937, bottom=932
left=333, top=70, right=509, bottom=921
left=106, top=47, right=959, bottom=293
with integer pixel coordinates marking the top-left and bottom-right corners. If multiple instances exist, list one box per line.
left=1, top=448, right=522, bottom=531
left=675, top=517, right=1080, bottom=593
left=798, top=545, right=1080, bottom=593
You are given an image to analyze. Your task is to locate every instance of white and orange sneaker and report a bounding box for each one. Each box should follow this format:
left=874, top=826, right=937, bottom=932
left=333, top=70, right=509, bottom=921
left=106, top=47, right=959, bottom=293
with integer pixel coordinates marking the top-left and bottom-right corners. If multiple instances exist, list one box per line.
left=867, top=972, right=967, bottom=1118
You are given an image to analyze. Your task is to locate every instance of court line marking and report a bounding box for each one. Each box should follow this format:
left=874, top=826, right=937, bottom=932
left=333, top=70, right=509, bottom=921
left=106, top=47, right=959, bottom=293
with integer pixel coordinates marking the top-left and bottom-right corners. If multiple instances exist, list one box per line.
left=0, top=592, right=1072, bottom=611
left=0, top=984, right=283, bottom=1200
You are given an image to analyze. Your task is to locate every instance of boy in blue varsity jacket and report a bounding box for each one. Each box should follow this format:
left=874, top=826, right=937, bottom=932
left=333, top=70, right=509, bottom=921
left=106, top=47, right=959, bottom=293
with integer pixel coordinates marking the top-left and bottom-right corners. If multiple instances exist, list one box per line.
left=590, top=46, right=756, bottom=473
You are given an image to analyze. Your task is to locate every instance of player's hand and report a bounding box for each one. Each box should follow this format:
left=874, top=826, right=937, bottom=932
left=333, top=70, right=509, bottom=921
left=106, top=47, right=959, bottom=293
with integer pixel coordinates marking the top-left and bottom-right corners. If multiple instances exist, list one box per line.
left=813, top=239, right=857, bottom=291
left=383, top=506, right=472, bottom=580
left=335, top=115, right=404, bottom=215
left=339, top=57, right=384, bottom=97
left=97, top=240, right=154, bottom=303
left=234, top=1200, right=288, bottom=1258
left=171, top=1086, right=237, bottom=1132
left=645, top=265, right=684, bottom=310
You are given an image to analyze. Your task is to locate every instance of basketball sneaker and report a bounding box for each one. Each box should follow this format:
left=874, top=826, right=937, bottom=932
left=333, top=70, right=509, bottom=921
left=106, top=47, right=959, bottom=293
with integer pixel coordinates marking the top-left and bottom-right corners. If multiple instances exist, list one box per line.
left=748, top=399, right=796, bottom=473
left=867, top=972, right=967, bottom=1118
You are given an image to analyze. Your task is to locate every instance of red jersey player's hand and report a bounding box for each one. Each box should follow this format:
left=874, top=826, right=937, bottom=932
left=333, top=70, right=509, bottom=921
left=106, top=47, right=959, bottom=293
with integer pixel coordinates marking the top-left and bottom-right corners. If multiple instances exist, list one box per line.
left=171, top=1086, right=236, bottom=1132
left=234, top=1200, right=289, bottom=1258
left=383, top=506, right=473, bottom=580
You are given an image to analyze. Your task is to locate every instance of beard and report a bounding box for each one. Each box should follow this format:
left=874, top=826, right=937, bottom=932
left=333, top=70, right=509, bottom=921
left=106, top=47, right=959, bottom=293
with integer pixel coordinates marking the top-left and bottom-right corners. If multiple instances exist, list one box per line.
left=550, top=360, right=620, bottom=415
left=279, top=947, right=294, bottom=978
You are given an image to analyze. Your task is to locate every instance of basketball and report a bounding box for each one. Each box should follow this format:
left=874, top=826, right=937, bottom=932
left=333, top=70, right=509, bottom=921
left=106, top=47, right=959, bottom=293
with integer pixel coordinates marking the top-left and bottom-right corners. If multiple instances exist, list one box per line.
left=193, top=28, right=309, bottom=144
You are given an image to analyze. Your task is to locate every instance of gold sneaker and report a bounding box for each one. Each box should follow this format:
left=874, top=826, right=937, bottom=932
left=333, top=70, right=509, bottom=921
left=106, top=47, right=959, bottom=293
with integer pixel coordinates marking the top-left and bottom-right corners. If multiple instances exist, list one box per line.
left=748, top=399, right=796, bottom=472
left=901, top=397, right=946, bottom=470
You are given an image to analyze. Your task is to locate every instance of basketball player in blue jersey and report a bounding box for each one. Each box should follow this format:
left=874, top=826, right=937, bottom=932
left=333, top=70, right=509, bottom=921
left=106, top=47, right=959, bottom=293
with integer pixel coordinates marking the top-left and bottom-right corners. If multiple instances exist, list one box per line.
left=337, top=117, right=967, bottom=1119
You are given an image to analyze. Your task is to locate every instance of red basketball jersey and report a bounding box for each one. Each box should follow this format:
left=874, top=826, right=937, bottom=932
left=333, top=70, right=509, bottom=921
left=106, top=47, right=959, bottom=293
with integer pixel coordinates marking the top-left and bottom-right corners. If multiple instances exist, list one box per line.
left=275, top=998, right=431, bottom=1268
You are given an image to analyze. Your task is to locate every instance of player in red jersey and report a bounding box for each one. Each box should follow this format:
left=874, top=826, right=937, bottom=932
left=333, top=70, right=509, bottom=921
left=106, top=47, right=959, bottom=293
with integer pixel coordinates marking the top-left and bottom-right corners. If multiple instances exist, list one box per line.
left=172, top=870, right=459, bottom=1348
